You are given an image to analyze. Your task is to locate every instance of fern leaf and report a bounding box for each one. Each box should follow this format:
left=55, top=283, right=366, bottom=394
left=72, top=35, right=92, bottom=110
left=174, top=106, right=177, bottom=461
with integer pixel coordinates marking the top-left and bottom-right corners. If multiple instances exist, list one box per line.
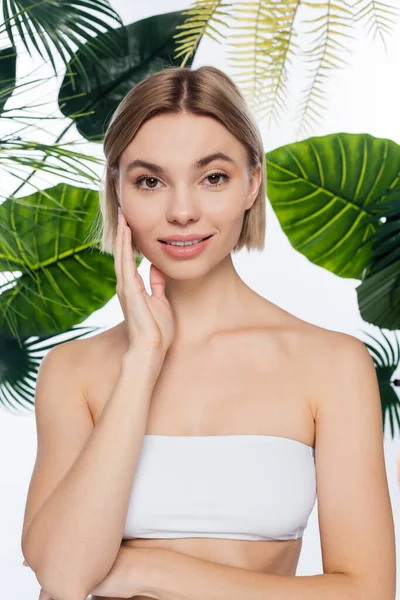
left=351, top=0, right=400, bottom=53
left=227, top=0, right=300, bottom=128
left=295, top=1, right=356, bottom=140
left=173, top=0, right=234, bottom=68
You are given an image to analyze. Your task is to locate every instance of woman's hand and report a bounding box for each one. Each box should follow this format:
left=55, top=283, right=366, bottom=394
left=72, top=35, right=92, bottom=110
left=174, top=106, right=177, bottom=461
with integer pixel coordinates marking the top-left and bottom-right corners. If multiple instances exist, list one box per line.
left=115, top=210, right=176, bottom=356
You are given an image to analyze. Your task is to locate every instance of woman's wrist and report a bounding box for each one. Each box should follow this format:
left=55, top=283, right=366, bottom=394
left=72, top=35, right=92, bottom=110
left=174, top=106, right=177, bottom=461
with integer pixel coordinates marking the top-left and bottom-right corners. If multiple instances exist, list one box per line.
left=122, top=346, right=165, bottom=376
left=136, top=547, right=169, bottom=600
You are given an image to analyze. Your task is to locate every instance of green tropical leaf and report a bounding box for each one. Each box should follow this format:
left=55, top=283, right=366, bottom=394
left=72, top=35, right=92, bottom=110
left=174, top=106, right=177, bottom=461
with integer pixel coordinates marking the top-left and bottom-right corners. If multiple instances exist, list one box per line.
left=266, top=132, right=400, bottom=279
left=0, top=325, right=99, bottom=410
left=1, top=0, right=123, bottom=80
left=356, top=189, right=400, bottom=275
left=0, top=138, right=102, bottom=197
left=360, top=329, right=400, bottom=438
left=0, top=183, right=120, bottom=340
left=352, top=187, right=400, bottom=329
left=58, top=10, right=199, bottom=142
left=0, top=45, right=16, bottom=114
left=357, top=260, right=400, bottom=330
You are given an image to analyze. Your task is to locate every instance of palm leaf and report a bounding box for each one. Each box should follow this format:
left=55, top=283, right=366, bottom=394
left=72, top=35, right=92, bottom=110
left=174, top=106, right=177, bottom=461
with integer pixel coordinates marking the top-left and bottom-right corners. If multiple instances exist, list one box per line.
left=359, top=329, right=400, bottom=438
left=0, top=326, right=100, bottom=410
left=227, top=0, right=300, bottom=127
left=231, top=0, right=300, bottom=126
left=294, top=1, right=355, bottom=139
left=0, top=139, right=101, bottom=196
left=172, top=1, right=398, bottom=136
left=173, top=0, right=233, bottom=68
left=352, top=0, right=400, bottom=52
left=1, top=0, right=123, bottom=82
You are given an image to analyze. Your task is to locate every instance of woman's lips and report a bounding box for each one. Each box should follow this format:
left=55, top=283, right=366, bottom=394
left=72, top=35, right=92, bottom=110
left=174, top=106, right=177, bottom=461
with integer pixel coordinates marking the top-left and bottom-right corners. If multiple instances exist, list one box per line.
left=158, top=235, right=214, bottom=258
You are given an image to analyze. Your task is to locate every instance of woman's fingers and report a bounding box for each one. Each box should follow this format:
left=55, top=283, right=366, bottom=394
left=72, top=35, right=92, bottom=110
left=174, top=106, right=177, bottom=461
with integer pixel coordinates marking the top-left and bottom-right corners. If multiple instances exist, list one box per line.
left=149, top=263, right=167, bottom=301
left=122, top=217, right=144, bottom=294
left=113, top=209, right=124, bottom=287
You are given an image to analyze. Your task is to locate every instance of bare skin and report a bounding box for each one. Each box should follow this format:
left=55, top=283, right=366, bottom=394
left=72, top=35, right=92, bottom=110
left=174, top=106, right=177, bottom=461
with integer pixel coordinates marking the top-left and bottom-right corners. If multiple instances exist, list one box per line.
left=82, top=291, right=323, bottom=600
left=79, top=111, right=324, bottom=599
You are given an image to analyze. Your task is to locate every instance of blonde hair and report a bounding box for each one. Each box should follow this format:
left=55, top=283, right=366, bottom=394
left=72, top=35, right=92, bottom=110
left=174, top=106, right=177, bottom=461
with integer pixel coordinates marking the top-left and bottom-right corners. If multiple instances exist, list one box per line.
left=92, top=65, right=266, bottom=257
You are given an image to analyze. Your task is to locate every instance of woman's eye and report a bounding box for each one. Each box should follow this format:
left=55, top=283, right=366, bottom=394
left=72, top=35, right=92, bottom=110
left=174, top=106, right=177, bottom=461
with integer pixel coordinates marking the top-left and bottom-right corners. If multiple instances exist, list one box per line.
left=134, top=176, right=160, bottom=191
left=205, top=172, right=230, bottom=187
left=133, top=171, right=230, bottom=192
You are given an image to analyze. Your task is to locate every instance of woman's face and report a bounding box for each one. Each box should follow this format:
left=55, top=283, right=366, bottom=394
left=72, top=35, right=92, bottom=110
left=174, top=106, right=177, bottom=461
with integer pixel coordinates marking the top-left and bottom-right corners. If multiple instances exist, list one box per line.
left=116, top=112, right=261, bottom=276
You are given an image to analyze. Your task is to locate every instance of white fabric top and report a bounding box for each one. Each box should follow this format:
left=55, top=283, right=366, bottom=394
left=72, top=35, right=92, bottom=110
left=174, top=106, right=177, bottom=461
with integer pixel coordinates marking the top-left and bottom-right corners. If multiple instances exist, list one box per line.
left=123, top=434, right=317, bottom=541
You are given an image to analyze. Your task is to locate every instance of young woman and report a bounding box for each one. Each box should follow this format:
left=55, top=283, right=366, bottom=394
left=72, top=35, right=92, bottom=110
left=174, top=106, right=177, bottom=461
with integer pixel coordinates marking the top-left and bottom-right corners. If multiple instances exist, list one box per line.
left=22, top=66, right=395, bottom=600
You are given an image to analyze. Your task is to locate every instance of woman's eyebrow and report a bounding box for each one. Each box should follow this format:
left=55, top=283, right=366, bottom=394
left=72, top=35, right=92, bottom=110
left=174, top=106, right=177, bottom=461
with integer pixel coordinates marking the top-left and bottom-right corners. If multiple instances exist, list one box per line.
left=124, top=152, right=237, bottom=175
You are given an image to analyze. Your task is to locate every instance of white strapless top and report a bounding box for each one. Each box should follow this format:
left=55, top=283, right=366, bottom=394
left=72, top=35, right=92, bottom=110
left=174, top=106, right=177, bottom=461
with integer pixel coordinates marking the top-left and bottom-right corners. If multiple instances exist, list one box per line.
left=122, top=434, right=316, bottom=542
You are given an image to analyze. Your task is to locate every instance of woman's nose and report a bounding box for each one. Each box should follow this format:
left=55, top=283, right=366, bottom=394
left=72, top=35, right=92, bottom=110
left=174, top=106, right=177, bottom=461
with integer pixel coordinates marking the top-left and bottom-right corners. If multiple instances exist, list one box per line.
left=165, top=186, right=201, bottom=224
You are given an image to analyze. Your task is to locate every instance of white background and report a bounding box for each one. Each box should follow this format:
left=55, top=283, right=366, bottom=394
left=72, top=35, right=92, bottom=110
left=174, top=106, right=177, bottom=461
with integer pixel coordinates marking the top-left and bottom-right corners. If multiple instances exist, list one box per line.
left=2, top=1, right=400, bottom=598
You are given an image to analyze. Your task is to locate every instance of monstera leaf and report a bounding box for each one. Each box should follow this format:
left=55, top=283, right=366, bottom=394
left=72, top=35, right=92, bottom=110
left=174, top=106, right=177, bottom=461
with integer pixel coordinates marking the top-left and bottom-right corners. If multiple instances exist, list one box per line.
left=266, top=133, right=400, bottom=280
left=58, top=10, right=200, bottom=142
left=0, top=183, right=119, bottom=339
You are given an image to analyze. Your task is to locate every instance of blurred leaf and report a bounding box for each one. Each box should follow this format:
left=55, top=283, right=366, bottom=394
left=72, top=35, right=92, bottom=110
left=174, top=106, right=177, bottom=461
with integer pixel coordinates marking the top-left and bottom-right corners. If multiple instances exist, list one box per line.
left=352, top=0, right=400, bottom=52
left=227, top=0, right=300, bottom=128
left=0, top=45, right=16, bottom=114
left=295, top=1, right=355, bottom=138
left=0, top=139, right=102, bottom=193
left=355, top=186, right=400, bottom=329
left=357, top=260, right=400, bottom=330
left=173, top=0, right=231, bottom=68
left=2, top=0, right=123, bottom=80
left=58, top=10, right=199, bottom=142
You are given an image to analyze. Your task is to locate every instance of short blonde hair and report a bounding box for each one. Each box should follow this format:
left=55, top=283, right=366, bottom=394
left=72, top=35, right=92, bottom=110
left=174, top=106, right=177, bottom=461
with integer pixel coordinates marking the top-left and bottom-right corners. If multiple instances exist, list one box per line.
left=93, top=65, right=266, bottom=257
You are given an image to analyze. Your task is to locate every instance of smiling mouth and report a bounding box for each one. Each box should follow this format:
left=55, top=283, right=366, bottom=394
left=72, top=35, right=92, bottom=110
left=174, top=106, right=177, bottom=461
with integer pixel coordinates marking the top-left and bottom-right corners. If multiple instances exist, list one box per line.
left=159, top=235, right=213, bottom=245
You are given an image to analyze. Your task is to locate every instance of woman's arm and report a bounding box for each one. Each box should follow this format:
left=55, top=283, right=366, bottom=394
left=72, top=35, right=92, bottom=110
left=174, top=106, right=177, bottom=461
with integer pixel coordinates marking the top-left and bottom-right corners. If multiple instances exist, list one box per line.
left=22, top=345, right=163, bottom=600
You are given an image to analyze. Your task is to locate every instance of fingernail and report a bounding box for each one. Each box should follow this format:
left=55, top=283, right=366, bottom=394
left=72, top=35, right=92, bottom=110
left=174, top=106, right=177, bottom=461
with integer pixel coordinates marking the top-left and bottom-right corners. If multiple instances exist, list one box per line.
left=118, top=206, right=121, bottom=223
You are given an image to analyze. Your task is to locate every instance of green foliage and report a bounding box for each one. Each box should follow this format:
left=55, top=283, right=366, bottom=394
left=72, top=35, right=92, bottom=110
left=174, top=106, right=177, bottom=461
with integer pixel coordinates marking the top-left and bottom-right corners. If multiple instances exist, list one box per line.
left=59, top=11, right=198, bottom=142
left=0, top=183, right=117, bottom=339
left=174, top=0, right=399, bottom=136
left=1, top=0, right=123, bottom=80
left=266, top=132, right=400, bottom=279
left=0, top=45, right=16, bottom=114
left=360, top=329, right=400, bottom=438
left=1, top=1, right=399, bottom=418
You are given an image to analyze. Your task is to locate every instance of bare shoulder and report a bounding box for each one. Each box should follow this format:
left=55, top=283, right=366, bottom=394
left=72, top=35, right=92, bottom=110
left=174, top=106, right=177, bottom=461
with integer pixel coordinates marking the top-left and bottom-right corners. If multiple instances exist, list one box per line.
left=55, top=324, right=126, bottom=399
left=276, top=312, right=371, bottom=416
left=289, top=320, right=373, bottom=417
left=275, top=310, right=353, bottom=357
left=67, top=323, right=129, bottom=417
